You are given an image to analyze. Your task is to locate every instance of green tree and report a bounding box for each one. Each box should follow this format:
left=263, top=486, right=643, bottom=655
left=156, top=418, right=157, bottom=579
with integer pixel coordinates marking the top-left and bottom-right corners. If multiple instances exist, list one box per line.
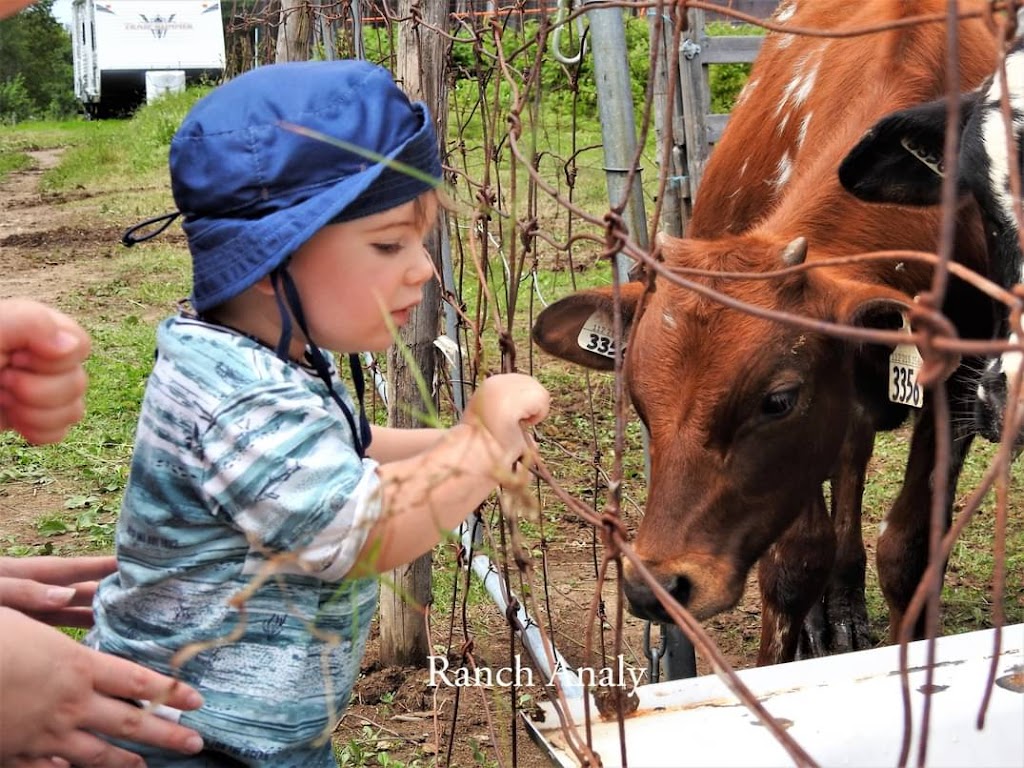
left=0, top=0, right=76, bottom=122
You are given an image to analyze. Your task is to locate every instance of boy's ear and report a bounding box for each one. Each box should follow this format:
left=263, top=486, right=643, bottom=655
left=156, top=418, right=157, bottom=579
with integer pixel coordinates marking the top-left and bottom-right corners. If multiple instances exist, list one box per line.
left=252, top=275, right=277, bottom=296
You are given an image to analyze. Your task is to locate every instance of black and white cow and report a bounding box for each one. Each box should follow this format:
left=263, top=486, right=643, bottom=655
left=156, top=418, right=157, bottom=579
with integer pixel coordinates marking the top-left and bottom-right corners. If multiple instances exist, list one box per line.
left=839, top=37, right=1024, bottom=447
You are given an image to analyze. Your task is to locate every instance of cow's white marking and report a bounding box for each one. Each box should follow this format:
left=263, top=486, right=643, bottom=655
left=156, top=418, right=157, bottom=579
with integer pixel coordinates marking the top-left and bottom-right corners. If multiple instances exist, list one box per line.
left=776, top=49, right=821, bottom=119
left=797, top=112, right=813, bottom=150
left=775, top=0, right=796, bottom=23
left=774, top=151, right=793, bottom=188
left=980, top=50, right=1024, bottom=231
left=736, top=78, right=759, bottom=109
left=1005, top=332, right=1022, bottom=384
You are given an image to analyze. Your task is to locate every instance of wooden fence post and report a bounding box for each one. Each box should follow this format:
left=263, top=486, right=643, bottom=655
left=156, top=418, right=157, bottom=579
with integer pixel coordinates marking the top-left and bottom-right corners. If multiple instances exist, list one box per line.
left=379, top=0, right=450, bottom=667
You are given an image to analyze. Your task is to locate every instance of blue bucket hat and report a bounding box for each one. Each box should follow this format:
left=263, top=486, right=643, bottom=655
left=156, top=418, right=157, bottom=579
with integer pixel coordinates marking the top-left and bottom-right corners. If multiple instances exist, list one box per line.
left=167, top=60, right=443, bottom=313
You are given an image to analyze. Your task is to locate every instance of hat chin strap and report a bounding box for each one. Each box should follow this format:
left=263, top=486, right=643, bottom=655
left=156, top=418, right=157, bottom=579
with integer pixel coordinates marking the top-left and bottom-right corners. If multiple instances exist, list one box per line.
left=270, top=267, right=373, bottom=458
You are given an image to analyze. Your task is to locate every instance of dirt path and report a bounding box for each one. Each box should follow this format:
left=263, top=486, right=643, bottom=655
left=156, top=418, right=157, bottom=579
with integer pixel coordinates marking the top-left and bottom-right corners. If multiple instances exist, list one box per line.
left=0, top=148, right=123, bottom=303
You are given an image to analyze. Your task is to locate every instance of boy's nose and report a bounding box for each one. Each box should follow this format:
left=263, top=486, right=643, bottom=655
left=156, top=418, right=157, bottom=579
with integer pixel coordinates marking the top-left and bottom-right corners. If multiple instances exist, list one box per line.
left=408, top=245, right=434, bottom=285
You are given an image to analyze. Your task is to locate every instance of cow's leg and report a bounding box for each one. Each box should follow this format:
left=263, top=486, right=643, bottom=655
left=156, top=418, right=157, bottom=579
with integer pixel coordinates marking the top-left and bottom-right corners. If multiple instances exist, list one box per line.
left=876, top=386, right=975, bottom=641
left=819, top=415, right=876, bottom=655
left=756, top=490, right=835, bottom=665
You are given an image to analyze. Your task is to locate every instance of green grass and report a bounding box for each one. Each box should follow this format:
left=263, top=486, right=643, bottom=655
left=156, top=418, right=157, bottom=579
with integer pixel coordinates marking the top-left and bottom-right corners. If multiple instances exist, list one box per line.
left=0, top=147, right=31, bottom=181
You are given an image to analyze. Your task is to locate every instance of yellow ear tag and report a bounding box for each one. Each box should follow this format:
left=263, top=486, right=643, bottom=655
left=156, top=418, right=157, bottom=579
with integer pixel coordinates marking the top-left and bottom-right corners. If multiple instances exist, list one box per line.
left=889, top=315, right=924, bottom=408
left=576, top=312, right=620, bottom=359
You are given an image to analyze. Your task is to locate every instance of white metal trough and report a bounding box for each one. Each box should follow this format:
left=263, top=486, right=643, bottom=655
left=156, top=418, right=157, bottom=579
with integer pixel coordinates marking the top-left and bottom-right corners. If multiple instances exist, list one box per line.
left=525, top=624, right=1024, bottom=767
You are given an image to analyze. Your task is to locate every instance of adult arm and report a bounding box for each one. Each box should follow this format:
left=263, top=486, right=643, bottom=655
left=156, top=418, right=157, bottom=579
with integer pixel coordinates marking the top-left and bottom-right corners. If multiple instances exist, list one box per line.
left=0, top=555, right=116, bottom=627
left=0, top=608, right=205, bottom=767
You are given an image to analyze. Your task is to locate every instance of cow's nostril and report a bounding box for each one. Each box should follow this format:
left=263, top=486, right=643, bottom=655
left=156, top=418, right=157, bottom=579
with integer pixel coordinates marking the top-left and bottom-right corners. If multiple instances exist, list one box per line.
left=666, top=574, right=692, bottom=607
left=624, top=571, right=693, bottom=623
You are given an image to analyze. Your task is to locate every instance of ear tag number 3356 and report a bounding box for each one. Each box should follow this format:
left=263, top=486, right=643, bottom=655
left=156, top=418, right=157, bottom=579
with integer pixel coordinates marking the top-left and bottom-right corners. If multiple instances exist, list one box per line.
left=576, top=312, right=621, bottom=359
left=889, top=317, right=924, bottom=408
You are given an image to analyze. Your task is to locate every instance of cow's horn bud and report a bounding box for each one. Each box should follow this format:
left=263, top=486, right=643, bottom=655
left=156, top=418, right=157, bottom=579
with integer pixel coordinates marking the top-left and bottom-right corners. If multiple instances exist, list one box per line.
left=780, top=237, right=808, bottom=267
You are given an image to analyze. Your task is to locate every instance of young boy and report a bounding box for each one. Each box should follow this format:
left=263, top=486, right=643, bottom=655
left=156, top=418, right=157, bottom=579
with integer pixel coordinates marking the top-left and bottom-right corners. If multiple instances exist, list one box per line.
left=88, top=60, right=550, bottom=766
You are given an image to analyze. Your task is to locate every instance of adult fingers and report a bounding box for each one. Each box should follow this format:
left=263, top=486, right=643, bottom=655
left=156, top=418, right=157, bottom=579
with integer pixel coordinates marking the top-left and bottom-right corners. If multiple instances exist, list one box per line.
left=0, top=556, right=117, bottom=584
left=80, top=694, right=204, bottom=757
left=0, top=365, right=88, bottom=410
left=25, top=606, right=96, bottom=629
left=0, top=300, right=91, bottom=372
left=6, top=758, right=70, bottom=768
left=45, top=729, right=147, bottom=768
left=0, top=577, right=78, bottom=614
left=88, top=648, right=204, bottom=713
left=0, top=399, right=87, bottom=445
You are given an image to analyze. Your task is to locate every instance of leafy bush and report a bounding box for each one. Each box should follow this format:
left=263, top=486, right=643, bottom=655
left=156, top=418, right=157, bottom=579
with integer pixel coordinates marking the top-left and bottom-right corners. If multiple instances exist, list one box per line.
left=0, top=0, right=76, bottom=123
left=0, top=75, right=34, bottom=124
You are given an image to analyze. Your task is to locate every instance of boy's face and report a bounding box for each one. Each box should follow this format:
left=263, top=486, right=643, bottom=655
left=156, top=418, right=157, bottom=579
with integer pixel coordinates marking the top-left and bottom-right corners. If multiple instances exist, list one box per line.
left=287, top=196, right=437, bottom=353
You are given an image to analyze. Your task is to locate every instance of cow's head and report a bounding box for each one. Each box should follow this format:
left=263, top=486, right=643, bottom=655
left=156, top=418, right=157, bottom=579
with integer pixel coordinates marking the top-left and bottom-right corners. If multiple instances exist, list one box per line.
left=533, top=234, right=913, bottom=622
left=839, top=50, right=1024, bottom=448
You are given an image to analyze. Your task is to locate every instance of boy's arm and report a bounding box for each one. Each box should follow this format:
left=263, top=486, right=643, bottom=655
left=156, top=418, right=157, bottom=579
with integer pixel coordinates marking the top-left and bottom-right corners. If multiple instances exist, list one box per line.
left=367, top=424, right=445, bottom=463
left=349, top=374, right=549, bottom=576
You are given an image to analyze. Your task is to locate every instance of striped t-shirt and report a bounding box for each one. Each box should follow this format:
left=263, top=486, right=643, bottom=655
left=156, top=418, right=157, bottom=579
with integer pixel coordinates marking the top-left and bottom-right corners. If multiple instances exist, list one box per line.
left=89, top=315, right=384, bottom=766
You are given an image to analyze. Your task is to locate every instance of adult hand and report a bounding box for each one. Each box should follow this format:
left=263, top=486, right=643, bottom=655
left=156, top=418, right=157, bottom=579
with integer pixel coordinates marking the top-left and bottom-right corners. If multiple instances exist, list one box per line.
left=0, top=607, right=205, bottom=767
left=0, top=555, right=116, bottom=627
left=0, top=298, right=91, bottom=445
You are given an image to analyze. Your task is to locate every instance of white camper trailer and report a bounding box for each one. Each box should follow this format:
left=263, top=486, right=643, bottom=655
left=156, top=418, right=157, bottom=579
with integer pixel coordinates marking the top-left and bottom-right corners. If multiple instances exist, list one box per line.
left=71, top=0, right=226, bottom=117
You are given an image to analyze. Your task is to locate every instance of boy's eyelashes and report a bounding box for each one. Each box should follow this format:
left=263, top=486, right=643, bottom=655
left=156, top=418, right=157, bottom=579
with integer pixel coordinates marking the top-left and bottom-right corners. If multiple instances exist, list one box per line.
left=372, top=242, right=404, bottom=254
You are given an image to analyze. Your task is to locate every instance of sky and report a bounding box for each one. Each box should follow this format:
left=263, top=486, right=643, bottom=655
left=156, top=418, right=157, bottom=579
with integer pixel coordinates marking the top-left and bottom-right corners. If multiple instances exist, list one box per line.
left=52, top=0, right=70, bottom=25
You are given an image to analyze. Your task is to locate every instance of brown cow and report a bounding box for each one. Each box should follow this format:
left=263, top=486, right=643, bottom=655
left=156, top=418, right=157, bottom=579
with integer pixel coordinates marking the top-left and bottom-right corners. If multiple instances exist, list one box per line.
left=534, top=0, right=998, bottom=664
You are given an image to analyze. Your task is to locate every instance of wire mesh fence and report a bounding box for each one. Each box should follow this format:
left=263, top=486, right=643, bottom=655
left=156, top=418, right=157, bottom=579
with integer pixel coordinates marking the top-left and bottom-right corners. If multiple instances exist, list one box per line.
left=216, top=1, right=1022, bottom=765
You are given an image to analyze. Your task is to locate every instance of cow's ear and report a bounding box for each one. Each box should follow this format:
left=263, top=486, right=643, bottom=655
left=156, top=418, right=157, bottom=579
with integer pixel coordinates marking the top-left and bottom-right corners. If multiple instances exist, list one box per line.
left=838, top=288, right=917, bottom=424
left=532, top=282, right=646, bottom=371
left=839, top=93, right=979, bottom=206
left=846, top=296, right=909, bottom=337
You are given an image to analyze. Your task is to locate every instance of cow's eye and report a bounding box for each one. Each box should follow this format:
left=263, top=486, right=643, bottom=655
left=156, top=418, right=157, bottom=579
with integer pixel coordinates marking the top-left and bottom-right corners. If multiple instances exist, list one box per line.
left=762, top=387, right=798, bottom=419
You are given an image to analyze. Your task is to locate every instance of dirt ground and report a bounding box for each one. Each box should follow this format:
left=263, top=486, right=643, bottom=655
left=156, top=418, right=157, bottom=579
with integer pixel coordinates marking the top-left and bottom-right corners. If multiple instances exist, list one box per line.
left=1, top=148, right=786, bottom=767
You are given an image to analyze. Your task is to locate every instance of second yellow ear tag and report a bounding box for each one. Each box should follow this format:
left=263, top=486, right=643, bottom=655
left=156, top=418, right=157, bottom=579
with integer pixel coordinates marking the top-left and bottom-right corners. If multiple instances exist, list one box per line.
left=889, top=315, right=924, bottom=408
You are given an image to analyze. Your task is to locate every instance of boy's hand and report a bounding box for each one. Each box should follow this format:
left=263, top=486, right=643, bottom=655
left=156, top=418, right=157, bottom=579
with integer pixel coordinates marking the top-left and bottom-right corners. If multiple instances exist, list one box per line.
left=462, top=373, right=550, bottom=457
left=0, top=299, right=91, bottom=445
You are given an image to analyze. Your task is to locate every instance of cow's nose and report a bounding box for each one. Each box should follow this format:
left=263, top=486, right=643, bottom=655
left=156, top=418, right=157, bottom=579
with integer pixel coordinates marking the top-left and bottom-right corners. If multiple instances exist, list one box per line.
left=623, top=571, right=692, bottom=623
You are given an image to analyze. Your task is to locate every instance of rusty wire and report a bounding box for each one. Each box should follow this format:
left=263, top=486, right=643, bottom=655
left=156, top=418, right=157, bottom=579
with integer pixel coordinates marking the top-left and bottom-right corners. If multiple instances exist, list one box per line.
left=209, top=1, right=1023, bottom=766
